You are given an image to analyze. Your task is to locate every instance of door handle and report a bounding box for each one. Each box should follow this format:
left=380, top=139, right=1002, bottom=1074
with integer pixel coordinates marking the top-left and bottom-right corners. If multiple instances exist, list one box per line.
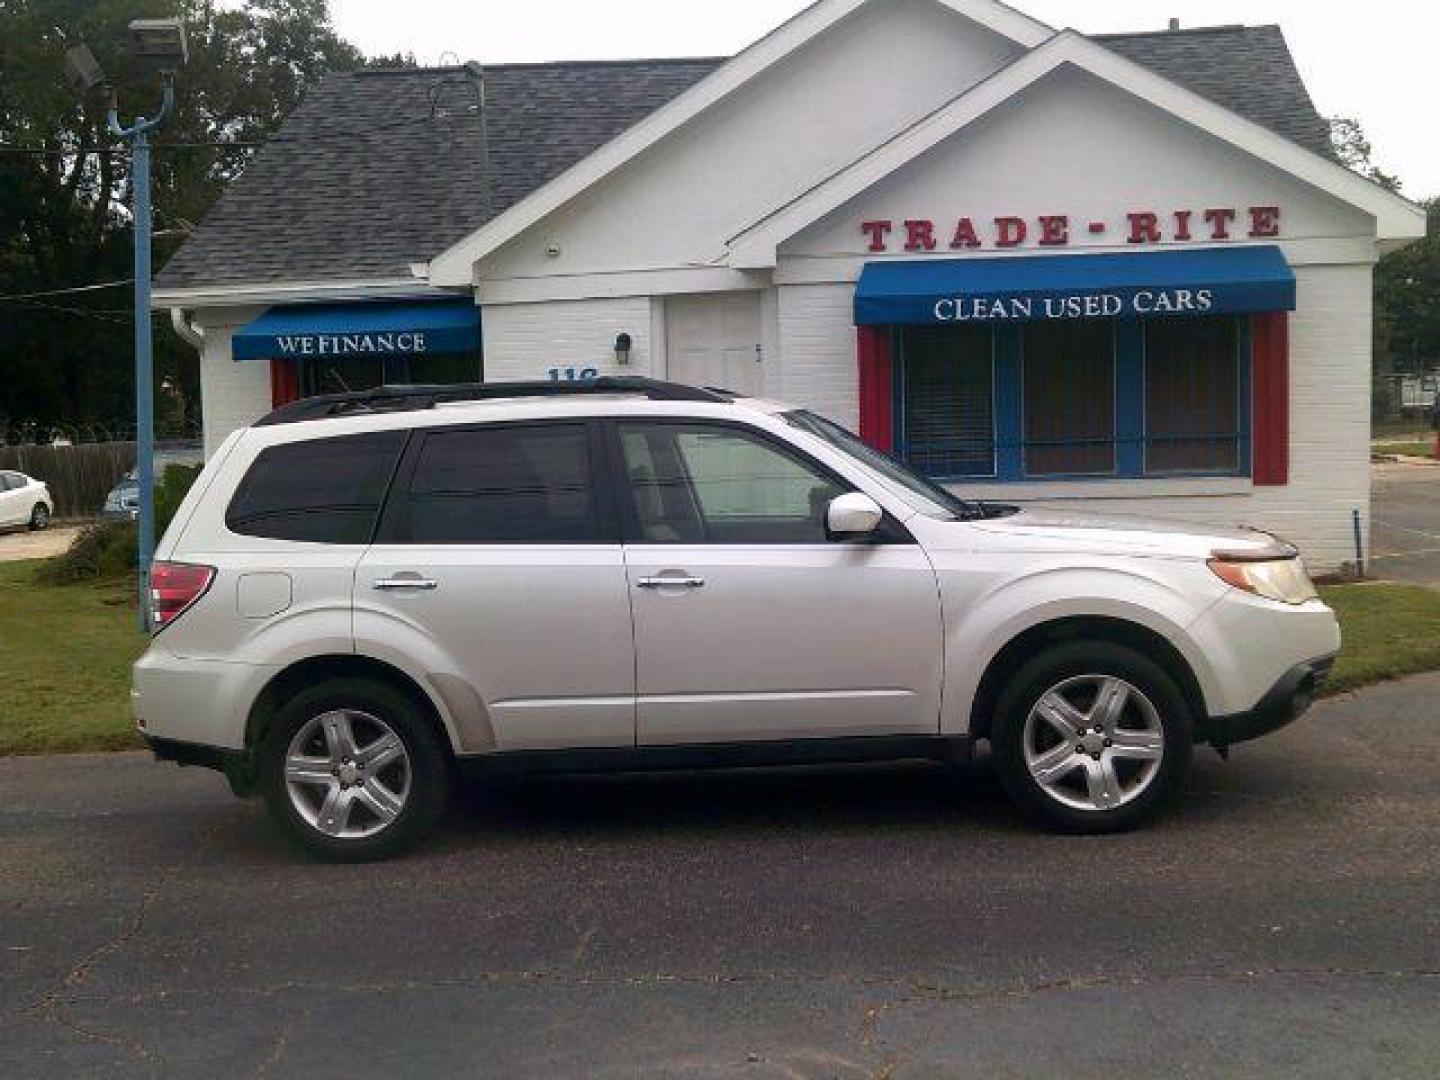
left=636, top=575, right=706, bottom=589
left=373, top=577, right=439, bottom=591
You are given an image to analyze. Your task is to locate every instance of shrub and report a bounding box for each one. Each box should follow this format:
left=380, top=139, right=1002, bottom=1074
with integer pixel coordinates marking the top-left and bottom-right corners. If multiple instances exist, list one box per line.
left=37, top=463, right=204, bottom=586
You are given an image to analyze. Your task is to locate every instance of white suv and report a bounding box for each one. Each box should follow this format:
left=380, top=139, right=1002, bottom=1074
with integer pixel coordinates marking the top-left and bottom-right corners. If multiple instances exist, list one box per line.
left=133, top=378, right=1339, bottom=860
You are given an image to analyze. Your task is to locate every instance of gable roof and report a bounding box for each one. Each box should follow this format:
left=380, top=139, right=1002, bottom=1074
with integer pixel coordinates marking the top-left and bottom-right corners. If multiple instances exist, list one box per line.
left=155, top=16, right=1349, bottom=298
left=154, top=59, right=720, bottom=294
left=724, top=29, right=1423, bottom=269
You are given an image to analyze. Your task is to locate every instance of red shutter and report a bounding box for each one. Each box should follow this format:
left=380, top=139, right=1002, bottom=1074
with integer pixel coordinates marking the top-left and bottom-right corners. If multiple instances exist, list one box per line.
left=1251, top=313, right=1289, bottom=486
left=269, top=358, right=300, bottom=407
left=857, top=326, right=894, bottom=452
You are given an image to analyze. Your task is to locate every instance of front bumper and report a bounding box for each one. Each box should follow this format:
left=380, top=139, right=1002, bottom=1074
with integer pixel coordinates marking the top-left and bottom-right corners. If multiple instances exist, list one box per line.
left=1200, top=654, right=1335, bottom=749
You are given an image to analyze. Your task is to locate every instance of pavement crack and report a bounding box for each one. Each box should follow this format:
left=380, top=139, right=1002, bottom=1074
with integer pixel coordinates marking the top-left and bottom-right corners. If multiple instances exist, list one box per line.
left=254, top=1013, right=300, bottom=1080
left=26, top=811, right=238, bottom=1059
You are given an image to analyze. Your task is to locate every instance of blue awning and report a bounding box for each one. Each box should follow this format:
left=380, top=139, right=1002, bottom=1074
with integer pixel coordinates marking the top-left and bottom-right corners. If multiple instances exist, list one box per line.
left=232, top=299, right=480, bottom=361
left=854, top=246, right=1296, bottom=326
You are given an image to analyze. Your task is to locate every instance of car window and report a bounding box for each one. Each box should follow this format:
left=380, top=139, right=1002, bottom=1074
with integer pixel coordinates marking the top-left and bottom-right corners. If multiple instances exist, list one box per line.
left=0, top=473, right=22, bottom=490
left=226, top=431, right=405, bottom=544
left=617, top=422, right=847, bottom=544
left=389, top=423, right=601, bottom=544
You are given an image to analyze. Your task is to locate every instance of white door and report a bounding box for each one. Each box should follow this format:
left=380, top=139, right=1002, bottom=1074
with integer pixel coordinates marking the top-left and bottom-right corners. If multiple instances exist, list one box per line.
left=666, top=292, right=764, bottom=396
left=614, top=420, right=943, bottom=746
left=356, top=422, right=636, bottom=752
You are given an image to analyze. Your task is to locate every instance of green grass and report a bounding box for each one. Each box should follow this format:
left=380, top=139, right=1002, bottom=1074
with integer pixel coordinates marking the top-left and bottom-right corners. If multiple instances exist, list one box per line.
left=1, top=561, right=1438, bottom=756
left=0, top=560, right=148, bottom=755
left=1373, top=417, right=1434, bottom=439
left=1375, top=440, right=1436, bottom=459
left=1320, top=582, right=1440, bottom=696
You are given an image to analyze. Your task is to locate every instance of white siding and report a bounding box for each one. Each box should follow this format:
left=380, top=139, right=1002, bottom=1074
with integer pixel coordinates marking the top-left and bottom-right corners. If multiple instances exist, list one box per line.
left=775, top=285, right=860, bottom=428
left=196, top=309, right=270, bottom=458
left=785, top=63, right=1372, bottom=260
left=481, top=297, right=655, bottom=382
left=478, top=0, right=1022, bottom=282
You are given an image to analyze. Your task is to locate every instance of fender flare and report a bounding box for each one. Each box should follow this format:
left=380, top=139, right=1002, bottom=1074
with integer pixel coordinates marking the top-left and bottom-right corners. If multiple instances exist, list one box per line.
left=944, top=567, right=1221, bottom=737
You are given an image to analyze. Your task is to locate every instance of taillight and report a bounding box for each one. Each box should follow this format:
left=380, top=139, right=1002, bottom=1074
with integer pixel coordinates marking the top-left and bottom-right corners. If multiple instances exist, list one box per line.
left=149, top=562, right=215, bottom=632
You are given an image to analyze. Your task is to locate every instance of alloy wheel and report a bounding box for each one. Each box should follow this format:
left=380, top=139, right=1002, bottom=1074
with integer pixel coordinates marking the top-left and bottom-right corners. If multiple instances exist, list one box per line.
left=284, top=709, right=412, bottom=839
left=1022, top=674, right=1166, bottom=812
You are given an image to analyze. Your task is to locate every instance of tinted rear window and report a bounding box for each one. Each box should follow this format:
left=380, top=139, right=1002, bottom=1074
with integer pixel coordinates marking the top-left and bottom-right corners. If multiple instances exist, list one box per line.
left=389, top=424, right=600, bottom=544
left=226, top=431, right=405, bottom=544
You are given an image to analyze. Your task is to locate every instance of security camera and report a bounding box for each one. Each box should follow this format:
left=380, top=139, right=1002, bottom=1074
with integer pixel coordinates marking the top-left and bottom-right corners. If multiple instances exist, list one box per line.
left=63, top=44, right=106, bottom=97
left=127, top=18, right=188, bottom=70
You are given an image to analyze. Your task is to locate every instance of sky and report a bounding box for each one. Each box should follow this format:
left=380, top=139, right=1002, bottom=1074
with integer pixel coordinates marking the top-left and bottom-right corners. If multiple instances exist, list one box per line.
left=327, top=0, right=1438, bottom=199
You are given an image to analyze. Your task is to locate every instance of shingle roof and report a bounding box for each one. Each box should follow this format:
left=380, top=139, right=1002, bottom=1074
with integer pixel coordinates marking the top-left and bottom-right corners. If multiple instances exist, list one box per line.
left=1095, top=24, right=1333, bottom=159
left=156, top=26, right=1334, bottom=292
left=155, top=59, right=721, bottom=290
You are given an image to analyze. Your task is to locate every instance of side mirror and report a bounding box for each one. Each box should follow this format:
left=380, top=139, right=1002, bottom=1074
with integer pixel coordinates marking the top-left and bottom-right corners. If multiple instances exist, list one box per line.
left=827, top=492, right=884, bottom=539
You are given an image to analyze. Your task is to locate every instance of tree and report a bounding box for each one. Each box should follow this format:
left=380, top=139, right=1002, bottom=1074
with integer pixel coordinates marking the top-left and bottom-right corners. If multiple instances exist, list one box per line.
left=0, top=0, right=365, bottom=437
left=1375, top=198, right=1440, bottom=376
left=1329, top=116, right=1402, bottom=193
left=1328, top=117, right=1438, bottom=402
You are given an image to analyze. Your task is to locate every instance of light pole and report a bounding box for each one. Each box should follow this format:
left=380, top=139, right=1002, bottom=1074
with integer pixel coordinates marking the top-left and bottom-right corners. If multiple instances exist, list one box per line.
left=66, top=20, right=188, bottom=629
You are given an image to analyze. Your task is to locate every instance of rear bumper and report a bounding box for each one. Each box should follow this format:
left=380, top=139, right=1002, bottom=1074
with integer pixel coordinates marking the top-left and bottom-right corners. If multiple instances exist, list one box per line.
left=1200, top=654, right=1335, bottom=749
left=145, top=735, right=258, bottom=797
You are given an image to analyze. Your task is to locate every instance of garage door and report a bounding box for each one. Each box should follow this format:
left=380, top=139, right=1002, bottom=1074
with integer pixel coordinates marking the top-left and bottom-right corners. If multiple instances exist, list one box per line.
left=666, top=292, right=763, bottom=397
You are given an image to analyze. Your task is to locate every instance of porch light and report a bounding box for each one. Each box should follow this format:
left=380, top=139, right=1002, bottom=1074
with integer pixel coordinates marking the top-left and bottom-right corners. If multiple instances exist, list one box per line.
left=614, top=332, right=633, bottom=366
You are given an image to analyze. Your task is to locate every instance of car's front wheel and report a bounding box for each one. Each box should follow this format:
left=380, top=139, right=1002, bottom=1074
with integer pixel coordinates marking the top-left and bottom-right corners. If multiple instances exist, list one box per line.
left=991, top=642, right=1193, bottom=833
left=29, top=503, right=49, bottom=530
left=259, top=677, right=450, bottom=861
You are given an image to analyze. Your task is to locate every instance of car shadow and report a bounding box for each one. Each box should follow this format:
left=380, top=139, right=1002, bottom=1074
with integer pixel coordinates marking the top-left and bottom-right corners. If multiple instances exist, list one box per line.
left=441, top=755, right=1023, bottom=845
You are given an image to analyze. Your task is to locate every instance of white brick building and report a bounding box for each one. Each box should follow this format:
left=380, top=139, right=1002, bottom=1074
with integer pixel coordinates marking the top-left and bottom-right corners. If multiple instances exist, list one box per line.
left=154, top=0, right=1426, bottom=570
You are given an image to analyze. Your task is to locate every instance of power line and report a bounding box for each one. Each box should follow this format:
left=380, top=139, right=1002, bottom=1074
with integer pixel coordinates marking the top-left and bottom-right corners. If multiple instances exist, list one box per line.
left=0, top=280, right=134, bottom=301
left=0, top=297, right=137, bottom=324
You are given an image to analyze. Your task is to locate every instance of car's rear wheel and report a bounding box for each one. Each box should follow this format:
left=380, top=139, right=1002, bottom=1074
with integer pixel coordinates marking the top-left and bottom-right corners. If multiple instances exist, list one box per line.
left=259, top=677, right=449, bottom=861
left=991, top=642, right=1192, bottom=833
left=28, top=503, right=49, bottom=530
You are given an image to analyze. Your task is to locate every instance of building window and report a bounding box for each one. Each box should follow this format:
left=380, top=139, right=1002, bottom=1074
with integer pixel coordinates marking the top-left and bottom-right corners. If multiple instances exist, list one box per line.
left=1023, top=320, right=1115, bottom=477
left=297, top=352, right=481, bottom=397
left=1145, top=317, right=1243, bottom=474
left=894, top=316, right=1250, bottom=481
left=898, top=324, right=994, bottom=478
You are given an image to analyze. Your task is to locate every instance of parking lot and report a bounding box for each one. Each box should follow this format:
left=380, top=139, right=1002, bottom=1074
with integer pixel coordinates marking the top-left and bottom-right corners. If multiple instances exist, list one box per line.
left=1373, top=460, right=1440, bottom=587
left=3, top=673, right=1438, bottom=1078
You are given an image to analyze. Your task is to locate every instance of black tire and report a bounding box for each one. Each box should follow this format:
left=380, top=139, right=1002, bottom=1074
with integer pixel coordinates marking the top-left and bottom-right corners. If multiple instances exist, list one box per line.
left=990, top=641, right=1193, bottom=834
left=28, top=503, right=49, bottom=531
left=258, top=677, right=450, bottom=861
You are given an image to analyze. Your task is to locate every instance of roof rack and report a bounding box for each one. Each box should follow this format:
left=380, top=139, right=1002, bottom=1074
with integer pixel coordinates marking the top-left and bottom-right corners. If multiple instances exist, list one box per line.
left=254, top=377, right=732, bottom=427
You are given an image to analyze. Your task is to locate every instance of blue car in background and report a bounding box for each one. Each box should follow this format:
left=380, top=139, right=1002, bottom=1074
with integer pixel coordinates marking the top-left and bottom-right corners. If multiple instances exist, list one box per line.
left=101, top=471, right=140, bottom=521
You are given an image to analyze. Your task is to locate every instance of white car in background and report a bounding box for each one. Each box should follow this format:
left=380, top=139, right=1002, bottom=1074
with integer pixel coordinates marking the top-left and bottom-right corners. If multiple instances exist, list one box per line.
left=132, top=378, right=1340, bottom=861
left=0, top=471, right=53, bottom=531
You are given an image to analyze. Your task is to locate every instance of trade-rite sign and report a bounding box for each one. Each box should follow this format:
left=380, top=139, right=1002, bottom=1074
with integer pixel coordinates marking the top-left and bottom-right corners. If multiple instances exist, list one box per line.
left=860, top=206, right=1282, bottom=252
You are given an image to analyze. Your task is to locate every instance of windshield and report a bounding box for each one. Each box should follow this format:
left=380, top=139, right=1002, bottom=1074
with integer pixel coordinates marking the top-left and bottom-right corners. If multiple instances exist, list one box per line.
left=782, top=410, right=977, bottom=520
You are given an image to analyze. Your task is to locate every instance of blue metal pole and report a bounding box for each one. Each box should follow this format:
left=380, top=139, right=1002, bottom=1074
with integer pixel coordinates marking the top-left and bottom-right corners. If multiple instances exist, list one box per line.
left=110, top=77, right=172, bottom=632
left=133, top=126, right=154, bottom=631
left=1352, top=507, right=1365, bottom=579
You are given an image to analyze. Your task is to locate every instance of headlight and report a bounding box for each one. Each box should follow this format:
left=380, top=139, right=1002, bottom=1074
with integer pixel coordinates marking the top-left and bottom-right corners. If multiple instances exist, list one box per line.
left=1207, top=555, right=1318, bottom=605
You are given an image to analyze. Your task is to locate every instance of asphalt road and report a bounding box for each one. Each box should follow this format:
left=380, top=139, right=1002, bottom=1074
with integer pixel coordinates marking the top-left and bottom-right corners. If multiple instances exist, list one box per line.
left=1372, top=460, right=1440, bottom=587
left=3, top=675, right=1439, bottom=1079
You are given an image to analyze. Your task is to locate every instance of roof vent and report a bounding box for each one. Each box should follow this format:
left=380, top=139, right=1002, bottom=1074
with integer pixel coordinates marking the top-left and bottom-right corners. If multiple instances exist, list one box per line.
left=1168, top=18, right=1180, bottom=30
